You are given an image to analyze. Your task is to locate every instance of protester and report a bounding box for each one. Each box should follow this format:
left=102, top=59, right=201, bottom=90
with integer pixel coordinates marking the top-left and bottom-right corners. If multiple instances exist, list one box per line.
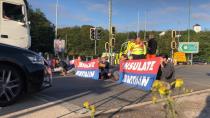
left=108, top=54, right=128, bottom=81
left=125, top=35, right=136, bottom=59
left=128, top=37, right=146, bottom=59
left=50, top=57, right=56, bottom=69
left=147, top=34, right=157, bottom=59
left=157, top=54, right=175, bottom=83
left=99, top=56, right=110, bottom=80
left=67, top=56, right=81, bottom=74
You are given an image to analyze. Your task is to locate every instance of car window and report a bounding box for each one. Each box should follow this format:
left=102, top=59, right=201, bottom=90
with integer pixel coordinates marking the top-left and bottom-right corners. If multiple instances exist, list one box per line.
left=3, top=2, right=24, bottom=22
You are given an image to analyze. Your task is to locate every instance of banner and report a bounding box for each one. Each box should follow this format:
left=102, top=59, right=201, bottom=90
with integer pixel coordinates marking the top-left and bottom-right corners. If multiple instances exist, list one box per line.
left=54, top=39, right=65, bottom=53
left=119, top=57, right=161, bottom=91
left=75, top=59, right=99, bottom=80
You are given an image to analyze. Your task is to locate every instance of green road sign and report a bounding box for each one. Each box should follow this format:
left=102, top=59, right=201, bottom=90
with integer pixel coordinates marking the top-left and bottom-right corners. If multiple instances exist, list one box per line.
left=178, top=42, right=199, bottom=53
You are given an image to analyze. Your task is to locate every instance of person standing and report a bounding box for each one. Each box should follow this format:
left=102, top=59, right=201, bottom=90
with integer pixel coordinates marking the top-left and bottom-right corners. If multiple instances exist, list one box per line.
left=147, top=34, right=157, bottom=59
left=124, top=36, right=136, bottom=59
left=130, top=37, right=146, bottom=59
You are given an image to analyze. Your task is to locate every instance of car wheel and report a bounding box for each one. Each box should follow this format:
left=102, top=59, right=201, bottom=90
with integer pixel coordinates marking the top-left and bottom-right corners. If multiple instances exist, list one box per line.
left=0, top=64, right=23, bottom=107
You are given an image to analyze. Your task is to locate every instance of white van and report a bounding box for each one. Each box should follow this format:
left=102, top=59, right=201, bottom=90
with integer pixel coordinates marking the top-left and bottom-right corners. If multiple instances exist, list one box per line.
left=0, top=0, right=31, bottom=49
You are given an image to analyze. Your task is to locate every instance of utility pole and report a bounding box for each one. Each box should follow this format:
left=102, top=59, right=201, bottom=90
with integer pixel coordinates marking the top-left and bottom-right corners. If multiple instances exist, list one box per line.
left=108, top=0, right=113, bottom=64
left=188, top=0, right=193, bottom=65
left=144, top=11, right=147, bottom=41
left=55, top=0, right=58, bottom=39
left=137, top=10, right=140, bottom=38
left=188, top=0, right=191, bottom=43
left=95, top=39, right=97, bottom=55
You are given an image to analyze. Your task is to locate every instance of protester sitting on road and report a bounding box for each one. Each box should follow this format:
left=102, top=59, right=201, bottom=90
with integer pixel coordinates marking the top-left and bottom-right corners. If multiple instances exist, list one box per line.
left=66, top=56, right=82, bottom=74
left=99, top=56, right=110, bottom=80
left=147, top=34, right=157, bottom=59
left=50, top=57, right=56, bottom=69
left=53, top=58, right=66, bottom=76
left=108, top=54, right=128, bottom=81
left=157, top=54, right=175, bottom=84
left=128, top=37, right=146, bottom=60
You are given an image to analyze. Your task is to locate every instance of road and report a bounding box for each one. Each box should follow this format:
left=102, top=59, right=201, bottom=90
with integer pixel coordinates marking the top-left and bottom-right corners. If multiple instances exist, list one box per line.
left=1, top=65, right=210, bottom=118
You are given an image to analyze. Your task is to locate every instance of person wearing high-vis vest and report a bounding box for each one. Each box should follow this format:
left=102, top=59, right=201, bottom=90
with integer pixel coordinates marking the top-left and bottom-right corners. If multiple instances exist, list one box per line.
left=125, top=39, right=135, bottom=59
left=130, top=38, right=146, bottom=59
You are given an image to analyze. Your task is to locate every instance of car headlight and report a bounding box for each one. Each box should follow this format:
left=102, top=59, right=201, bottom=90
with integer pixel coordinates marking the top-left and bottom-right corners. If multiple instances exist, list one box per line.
left=26, top=54, right=44, bottom=65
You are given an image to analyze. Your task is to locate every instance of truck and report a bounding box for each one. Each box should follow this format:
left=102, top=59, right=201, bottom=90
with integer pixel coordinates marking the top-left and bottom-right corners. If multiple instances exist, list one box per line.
left=0, top=0, right=31, bottom=48
left=0, top=0, right=52, bottom=107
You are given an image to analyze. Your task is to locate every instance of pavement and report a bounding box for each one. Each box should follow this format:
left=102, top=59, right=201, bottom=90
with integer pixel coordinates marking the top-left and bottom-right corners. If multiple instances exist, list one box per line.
left=0, top=65, right=210, bottom=118
left=92, top=89, right=210, bottom=118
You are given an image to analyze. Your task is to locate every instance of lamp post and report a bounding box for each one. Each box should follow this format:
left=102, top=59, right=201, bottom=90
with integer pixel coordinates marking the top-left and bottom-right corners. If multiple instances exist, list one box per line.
left=108, top=0, right=113, bottom=64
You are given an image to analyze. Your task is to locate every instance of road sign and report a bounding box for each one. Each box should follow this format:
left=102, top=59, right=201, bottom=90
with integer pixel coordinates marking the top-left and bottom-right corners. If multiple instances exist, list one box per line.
left=173, top=52, right=187, bottom=62
left=178, top=42, right=199, bottom=53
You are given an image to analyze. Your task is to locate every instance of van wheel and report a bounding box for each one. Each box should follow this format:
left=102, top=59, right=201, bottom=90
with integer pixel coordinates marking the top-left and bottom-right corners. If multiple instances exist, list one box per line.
left=0, top=64, right=23, bottom=107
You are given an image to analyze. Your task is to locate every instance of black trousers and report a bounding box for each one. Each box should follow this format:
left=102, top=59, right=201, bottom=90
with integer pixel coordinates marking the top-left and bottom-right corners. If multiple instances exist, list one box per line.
left=132, top=54, right=145, bottom=60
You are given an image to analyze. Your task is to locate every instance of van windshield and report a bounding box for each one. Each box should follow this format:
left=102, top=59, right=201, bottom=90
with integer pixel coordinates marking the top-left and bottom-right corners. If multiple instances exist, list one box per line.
left=3, top=2, right=25, bottom=22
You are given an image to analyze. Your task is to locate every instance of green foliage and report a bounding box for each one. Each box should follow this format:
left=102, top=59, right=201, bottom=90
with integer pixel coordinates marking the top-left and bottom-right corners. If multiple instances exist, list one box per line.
left=57, top=27, right=210, bottom=61
left=27, top=7, right=209, bottom=60
left=28, top=8, right=55, bottom=53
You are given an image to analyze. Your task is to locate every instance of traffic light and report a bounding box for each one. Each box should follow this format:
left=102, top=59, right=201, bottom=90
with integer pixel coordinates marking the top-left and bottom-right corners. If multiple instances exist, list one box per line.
left=111, top=38, right=115, bottom=47
left=96, top=28, right=102, bottom=40
left=90, top=28, right=96, bottom=40
left=171, top=30, right=176, bottom=38
left=105, top=42, right=109, bottom=51
left=171, top=41, right=177, bottom=49
left=111, top=26, right=116, bottom=35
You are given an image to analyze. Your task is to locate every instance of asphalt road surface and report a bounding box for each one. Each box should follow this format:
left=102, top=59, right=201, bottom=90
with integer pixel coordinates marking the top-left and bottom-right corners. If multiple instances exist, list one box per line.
left=1, top=65, right=210, bottom=118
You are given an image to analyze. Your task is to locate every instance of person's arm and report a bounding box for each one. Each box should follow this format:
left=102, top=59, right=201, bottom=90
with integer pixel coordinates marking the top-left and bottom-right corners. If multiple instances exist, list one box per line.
left=143, top=44, right=147, bottom=55
left=99, top=63, right=106, bottom=68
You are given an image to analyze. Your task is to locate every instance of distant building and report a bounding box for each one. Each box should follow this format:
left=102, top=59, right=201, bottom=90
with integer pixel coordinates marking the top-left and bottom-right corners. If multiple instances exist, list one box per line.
left=193, top=24, right=201, bottom=33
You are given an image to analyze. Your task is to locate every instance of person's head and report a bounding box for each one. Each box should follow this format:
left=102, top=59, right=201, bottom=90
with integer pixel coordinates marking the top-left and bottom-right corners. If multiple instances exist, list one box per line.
left=101, top=56, right=108, bottom=62
left=135, top=37, right=142, bottom=43
left=120, top=54, right=128, bottom=61
left=77, top=56, right=81, bottom=61
left=128, top=35, right=137, bottom=42
left=158, top=54, right=168, bottom=63
left=55, top=58, right=60, bottom=64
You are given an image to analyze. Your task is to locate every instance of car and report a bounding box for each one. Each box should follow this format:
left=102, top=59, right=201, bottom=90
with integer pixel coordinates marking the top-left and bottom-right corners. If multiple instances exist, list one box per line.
left=193, top=59, right=208, bottom=65
left=0, top=44, right=52, bottom=107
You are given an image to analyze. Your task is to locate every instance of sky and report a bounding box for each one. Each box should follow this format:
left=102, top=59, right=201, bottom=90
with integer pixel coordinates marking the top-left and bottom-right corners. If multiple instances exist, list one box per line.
left=28, top=0, right=210, bottom=32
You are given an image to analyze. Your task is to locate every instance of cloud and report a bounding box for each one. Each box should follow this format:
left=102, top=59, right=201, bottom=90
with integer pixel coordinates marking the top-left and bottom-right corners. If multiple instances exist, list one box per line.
left=49, top=3, right=93, bottom=22
left=192, top=13, right=210, bottom=21
left=159, top=6, right=182, bottom=14
left=65, top=14, right=93, bottom=22
left=87, top=3, right=108, bottom=14
left=199, top=3, right=210, bottom=10
left=81, top=1, right=118, bottom=15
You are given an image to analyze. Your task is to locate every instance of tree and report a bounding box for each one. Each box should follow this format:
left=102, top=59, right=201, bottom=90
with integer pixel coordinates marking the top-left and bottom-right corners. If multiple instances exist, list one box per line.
left=28, top=8, right=55, bottom=53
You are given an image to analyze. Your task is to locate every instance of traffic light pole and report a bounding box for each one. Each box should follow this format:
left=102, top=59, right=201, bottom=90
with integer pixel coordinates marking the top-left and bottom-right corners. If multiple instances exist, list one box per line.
left=108, top=0, right=113, bottom=65
left=95, top=39, right=97, bottom=55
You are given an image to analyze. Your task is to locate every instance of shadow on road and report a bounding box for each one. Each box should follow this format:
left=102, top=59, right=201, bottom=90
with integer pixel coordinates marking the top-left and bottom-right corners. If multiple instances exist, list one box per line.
left=206, top=73, right=210, bottom=76
left=103, top=92, right=150, bottom=118
left=198, top=96, right=210, bottom=118
left=1, top=75, right=148, bottom=117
